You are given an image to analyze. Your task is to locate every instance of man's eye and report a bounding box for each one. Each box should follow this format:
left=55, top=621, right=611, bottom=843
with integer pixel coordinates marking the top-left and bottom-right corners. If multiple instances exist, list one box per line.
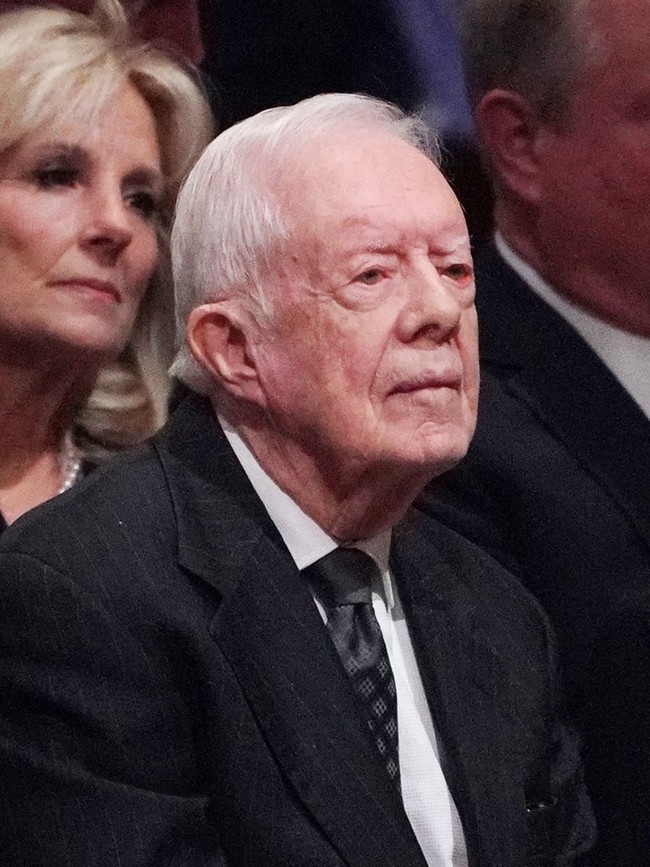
left=126, top=190, right=160, bottom=221
left=355, top=268, right=384, bottom=285
left=34, top=166, right=77, bottom=189
left=442, top=263, right=473, bottom=282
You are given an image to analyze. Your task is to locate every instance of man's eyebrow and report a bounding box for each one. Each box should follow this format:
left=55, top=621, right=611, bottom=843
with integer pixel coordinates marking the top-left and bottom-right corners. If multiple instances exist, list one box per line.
left=336, top=228, right=405, bottom=257
left=341, top=239, right=472, bottom=258
left=347, top=242, right=400, bottom=255
left=433, top=240, right=473, bottom=257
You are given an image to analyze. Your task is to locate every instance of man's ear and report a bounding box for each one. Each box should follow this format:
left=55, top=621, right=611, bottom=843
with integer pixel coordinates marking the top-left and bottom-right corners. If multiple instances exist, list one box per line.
left=475, top=88, right=544, bottom=204
left=186, top=302, right=265, bottom=404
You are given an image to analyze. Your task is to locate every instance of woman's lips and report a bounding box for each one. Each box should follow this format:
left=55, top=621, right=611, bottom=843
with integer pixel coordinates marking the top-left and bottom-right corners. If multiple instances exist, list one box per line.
left=52, top=278, right=120, bottom=301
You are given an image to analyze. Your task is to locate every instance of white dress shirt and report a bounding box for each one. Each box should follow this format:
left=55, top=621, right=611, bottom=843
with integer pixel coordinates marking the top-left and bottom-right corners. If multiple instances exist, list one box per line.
left=221, top=417, right=468, bottom=867
left=496, top=233, right=650, bottom=419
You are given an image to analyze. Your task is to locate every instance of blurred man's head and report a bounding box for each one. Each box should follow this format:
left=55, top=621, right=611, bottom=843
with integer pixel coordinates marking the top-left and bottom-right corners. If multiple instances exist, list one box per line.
left=462, top=0, right=650, bottom=334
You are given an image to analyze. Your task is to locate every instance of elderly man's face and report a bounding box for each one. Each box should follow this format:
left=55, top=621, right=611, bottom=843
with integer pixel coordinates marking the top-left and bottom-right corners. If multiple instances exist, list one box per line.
left=252, top=130, right=478, bottom=486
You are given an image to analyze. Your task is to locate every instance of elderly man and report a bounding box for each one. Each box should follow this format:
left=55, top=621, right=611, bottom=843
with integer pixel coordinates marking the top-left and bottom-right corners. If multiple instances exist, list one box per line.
left=419, top=0, right=650, bottom=862
left=0, top=94, right=593, bottom=866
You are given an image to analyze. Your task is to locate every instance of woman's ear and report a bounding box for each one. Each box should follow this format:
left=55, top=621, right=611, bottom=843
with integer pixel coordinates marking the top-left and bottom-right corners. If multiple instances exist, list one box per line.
left=186, top=302, right=266, bottom=404
left=475, top=88, right=544, bottom=205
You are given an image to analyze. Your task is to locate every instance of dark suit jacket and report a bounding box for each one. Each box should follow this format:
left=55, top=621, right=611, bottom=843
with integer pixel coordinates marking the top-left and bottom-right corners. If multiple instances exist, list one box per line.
left=0, top=392, right=594, bottom=866
left=419, top=243, right=650, bottom=864
left=582, top=590, right=650, bottom=866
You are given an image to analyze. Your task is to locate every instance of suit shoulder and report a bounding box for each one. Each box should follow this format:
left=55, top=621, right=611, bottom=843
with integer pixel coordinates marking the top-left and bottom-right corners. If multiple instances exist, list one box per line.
left=0, top=444, right=174, bottom=569
left=404, top=507, right=552, bottom=629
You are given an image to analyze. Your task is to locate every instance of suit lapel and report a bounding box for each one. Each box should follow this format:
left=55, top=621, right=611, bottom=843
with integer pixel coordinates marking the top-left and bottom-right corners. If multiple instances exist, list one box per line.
left=507, top=348, right=650, bottom=546
left=155, top=394, right=426, bottom=867
left=391, top=514, right=527, bottom=867
left=213, top=537, right=426, bottom=867
left=477, top=245, right=650, bottom=548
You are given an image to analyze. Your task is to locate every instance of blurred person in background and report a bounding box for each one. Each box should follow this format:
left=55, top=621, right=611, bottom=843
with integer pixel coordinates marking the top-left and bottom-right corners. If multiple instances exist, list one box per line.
left=420, top=1, right=650, bottom=861
left=0, top=0, right=212, bottom=529
left=0, top=0, right=204, bottom=65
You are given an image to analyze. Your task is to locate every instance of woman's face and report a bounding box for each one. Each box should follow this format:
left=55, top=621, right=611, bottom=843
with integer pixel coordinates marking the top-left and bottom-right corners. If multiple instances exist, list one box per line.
left=0, top=82, right=163, bottom=365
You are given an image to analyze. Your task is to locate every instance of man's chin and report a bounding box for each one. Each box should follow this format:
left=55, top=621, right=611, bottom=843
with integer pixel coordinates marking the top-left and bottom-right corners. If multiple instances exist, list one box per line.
left=396, top=427, right=473, bottom=478
left=367, top=447, right=469, bottom=491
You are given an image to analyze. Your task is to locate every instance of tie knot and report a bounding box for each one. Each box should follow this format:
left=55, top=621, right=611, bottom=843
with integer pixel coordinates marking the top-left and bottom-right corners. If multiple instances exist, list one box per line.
left=304, top=547, right=379, bottom=609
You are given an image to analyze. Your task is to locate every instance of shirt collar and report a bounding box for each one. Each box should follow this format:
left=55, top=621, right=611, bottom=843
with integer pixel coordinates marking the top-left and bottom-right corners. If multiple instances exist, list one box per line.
left=495, top=232, right=650, bottom=419
left=219, top=416, right=395, bottom=608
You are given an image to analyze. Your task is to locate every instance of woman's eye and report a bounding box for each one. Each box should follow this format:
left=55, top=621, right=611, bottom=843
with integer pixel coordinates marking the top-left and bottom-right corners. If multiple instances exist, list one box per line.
left=34, top=166, right=77, bottom=189
left=126, top=190, right=160, bottom=221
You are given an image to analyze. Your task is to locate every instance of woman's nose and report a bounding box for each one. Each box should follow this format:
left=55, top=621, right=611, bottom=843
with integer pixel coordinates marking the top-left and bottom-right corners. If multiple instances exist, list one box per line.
left=80, top=186, right=133, bottom=259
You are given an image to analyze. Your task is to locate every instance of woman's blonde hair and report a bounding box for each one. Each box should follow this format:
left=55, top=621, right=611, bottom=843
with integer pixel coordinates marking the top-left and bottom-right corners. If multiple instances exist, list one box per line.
left=0, top=0, right=214, bottom=460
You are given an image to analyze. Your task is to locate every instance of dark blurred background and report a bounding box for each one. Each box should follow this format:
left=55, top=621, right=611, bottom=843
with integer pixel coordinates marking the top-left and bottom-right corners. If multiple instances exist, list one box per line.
left=0, top=0, right=494, bottom=245
left=199, top=0, right=493, bottom=246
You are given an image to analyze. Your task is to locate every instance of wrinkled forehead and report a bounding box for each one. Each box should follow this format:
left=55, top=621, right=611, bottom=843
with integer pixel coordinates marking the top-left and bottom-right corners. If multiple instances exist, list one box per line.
left=279, top=128, right=435, bottom=193
left=276, top=130, right=468, bottom=252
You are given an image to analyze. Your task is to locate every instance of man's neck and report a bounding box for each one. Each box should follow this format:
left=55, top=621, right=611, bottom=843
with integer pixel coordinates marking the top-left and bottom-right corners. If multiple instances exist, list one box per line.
left=495, top=208, right=650, bottom=335
left=220, top=408, right=426, bottom=543
left=493, top=204, right=546, bottom=276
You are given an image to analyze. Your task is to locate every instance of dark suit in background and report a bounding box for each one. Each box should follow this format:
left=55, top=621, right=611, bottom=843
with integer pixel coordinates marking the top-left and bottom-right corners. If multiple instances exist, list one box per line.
left=584, top=589, right=650, bottom=866
left=421, top=244, right=650, bottom=702
left=419, top=243, right=650, bottom=862
left=417, top=0, right=650, bottom=859
left=0, top=393, right=593, bottom=866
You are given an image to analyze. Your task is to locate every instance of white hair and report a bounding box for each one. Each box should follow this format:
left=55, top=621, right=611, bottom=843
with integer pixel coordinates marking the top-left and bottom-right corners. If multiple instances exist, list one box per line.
left=170, top=92, right=440, bottom=393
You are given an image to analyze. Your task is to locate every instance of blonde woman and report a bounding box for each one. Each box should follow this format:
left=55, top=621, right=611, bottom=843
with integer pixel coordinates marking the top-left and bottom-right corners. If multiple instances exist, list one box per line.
left=0, top=0, right=213, bottom=527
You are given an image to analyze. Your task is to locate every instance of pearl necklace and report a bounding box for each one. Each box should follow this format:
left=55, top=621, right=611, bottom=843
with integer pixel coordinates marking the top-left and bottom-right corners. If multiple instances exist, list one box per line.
left=59, top=432, right=82, bottom=494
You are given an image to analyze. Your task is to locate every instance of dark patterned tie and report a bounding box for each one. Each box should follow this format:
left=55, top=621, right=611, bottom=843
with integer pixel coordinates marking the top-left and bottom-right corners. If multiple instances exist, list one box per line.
left=304, top=547, right=400, bottom=788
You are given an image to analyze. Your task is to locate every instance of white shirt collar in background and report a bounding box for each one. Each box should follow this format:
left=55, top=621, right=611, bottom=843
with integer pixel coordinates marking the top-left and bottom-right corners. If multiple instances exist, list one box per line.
left=495, top=232, right=650, bottom=419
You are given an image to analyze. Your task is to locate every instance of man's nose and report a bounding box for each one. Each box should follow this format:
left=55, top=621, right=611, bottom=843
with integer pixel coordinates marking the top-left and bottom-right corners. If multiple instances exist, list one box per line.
left=398, top=262, right=464, bottom=343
